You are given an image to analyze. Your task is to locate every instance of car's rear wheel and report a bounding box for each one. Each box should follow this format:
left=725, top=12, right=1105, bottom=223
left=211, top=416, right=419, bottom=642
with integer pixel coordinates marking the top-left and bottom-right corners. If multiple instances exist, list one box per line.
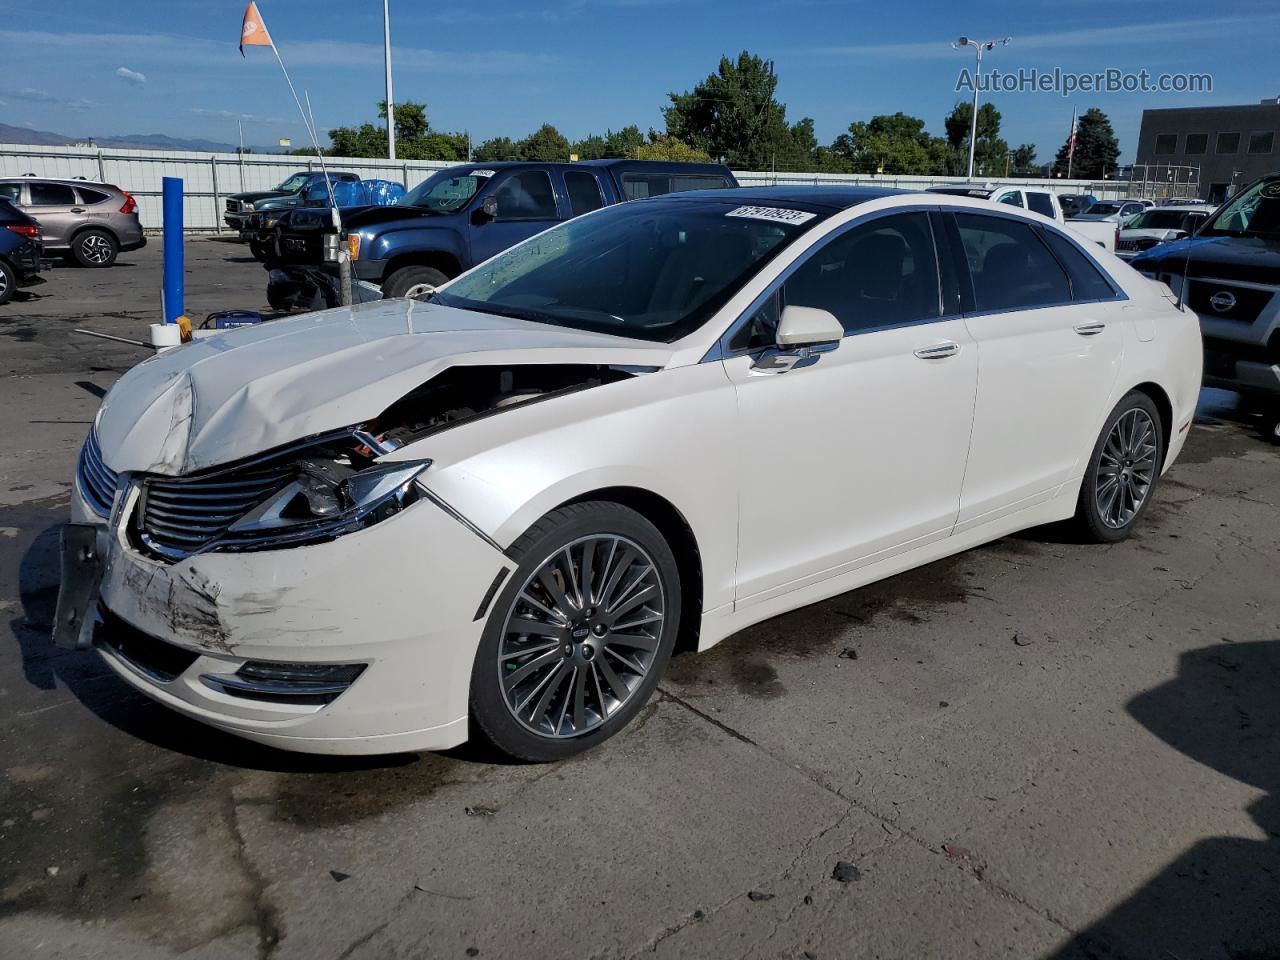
left=72, top=229, right=118, bottom=267
left=1073, top=391, right=1164, bottom=542
left=382, top=265, right=447, bottom=300
left=0, top=260, right=15, bottom=305
left=470, top=502, right=681, bottom=762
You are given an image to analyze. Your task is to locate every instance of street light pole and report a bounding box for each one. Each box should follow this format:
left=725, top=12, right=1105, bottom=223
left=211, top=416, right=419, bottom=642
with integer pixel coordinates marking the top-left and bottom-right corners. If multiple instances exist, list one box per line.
left=383, top=0, right=396, bottom=161
left=952, top=36, right=1011, bottom=180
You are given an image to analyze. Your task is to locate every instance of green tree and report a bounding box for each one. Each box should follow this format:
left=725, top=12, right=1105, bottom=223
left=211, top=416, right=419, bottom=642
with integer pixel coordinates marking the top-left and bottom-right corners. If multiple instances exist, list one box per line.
left=571, top=126, right=645, bottom=160
left=943, top=101, right=1008, bottom=176
left=572, top=134, right=608, bottom=160
left=515, top=123, right=571, bottom=162
left=326, top=100, right=467, bottom=161
left=630, top=136, right=712, bottom=163
left=662, top=51, right=809, bottom=168
left=1052, top=108, right=1120, bottom=179
left=1008, top=143, right=1039, bottom=177
left=830, top=113, right=945, bottom=175
left=473, top=136, right=518, bottom=161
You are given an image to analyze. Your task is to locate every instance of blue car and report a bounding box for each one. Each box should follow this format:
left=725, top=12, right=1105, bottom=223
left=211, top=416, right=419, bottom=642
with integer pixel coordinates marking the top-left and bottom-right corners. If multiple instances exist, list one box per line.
left=0, top=198, right=42, bottom=305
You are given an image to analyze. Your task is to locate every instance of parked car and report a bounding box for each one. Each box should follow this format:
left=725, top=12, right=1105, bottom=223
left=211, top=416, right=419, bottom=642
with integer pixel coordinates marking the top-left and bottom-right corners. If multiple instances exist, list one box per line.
left=1072, top=199, right=1147, bottom=225
left=223, top=170, right=361, bottom=234
left=1115, top=204, right=1215, bottom=261
left=242, top=178, right=406, bottom=261
left=58, top=187, right=1201, bottom=759
left=0, top=177, right=143, bottom=267
left=1130, top=174, right=1280, bottom=438
left=1058, top=194, right=1098, bottom=218
left=266, top=158, right=738, bottom=304
left=0, top=197, right=42, bottom=304
left=927, top=186, right=1065, bottom=222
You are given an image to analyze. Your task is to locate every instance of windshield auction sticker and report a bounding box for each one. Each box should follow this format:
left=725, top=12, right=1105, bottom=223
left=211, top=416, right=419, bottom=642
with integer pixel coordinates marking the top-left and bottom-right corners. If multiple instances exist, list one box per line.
left=726, top=205, right=817, bottom=225
left=469, top=169, right=496, bottom=179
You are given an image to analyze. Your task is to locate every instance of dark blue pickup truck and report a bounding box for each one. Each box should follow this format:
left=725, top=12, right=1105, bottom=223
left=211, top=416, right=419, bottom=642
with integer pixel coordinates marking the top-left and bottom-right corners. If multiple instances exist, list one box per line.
left=267, top=158, right=737, bottom=303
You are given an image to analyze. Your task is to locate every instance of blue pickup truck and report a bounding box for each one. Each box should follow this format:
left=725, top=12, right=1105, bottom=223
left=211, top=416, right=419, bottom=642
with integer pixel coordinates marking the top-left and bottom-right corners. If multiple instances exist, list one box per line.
left=266, top=158, right=737, bottom=305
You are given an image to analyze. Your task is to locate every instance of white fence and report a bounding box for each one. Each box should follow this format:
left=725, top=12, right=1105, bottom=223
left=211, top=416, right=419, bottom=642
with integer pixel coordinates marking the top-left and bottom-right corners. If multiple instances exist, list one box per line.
left=0, top=143, right=1134, bottom=231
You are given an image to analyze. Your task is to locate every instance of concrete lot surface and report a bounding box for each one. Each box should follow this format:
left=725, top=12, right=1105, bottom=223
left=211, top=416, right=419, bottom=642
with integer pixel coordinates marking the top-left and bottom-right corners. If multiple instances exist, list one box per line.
left=2, top=243, right=1278, bottom=959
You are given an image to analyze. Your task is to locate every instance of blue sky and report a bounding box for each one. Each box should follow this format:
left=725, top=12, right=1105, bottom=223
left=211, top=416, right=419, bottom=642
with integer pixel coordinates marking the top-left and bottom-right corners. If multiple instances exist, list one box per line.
left=1, top=0, right=1278, bottom=163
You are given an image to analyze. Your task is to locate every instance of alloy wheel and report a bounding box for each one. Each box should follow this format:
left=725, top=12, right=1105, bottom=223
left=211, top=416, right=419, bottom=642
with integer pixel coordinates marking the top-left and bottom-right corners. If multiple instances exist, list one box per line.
left=1095, top=408, right=1157, bottom=529
left=497, top=535, right=665, bottom=739
left=81, top=234, right=113, bottom=265
left=0, top=271, right=8, bottom=298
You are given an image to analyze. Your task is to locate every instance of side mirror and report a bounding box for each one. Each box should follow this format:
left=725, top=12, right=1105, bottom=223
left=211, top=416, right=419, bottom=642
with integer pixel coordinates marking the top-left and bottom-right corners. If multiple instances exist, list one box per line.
left=471, top=196, right=498, bottom=225
left=776, top=305, right=844, bottom=348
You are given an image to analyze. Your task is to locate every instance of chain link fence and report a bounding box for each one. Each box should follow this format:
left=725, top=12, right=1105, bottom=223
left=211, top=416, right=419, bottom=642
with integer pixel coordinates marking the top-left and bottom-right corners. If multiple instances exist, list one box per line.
left=0, top=143, right=1142, bottom=232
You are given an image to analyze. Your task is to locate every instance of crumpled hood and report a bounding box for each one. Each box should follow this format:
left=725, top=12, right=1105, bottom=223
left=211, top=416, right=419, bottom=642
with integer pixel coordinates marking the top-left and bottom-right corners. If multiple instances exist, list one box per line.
left=96, top=299, right=675, bottom=476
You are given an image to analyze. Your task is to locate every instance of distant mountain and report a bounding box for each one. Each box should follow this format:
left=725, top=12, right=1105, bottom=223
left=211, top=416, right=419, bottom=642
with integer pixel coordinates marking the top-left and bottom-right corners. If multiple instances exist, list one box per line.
left=0, top=123, right=280, bottom=154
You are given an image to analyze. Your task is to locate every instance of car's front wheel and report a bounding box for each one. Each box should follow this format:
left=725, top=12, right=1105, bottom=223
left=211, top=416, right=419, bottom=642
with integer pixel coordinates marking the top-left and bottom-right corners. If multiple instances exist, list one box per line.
left=72, top=229, right=118, bottom=267
left=382, top=265, right=447, bottom=300
left=470, top=502, right=681, bottom=762
left=0, top=259, right=15, bottom=305
left=1073, top=390, right=1164, bottom=542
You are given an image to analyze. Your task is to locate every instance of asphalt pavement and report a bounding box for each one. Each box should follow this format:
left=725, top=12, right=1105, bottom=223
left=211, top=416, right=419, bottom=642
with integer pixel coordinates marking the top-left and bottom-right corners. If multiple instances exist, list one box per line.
left=1, top=240, right=1278, bottom=959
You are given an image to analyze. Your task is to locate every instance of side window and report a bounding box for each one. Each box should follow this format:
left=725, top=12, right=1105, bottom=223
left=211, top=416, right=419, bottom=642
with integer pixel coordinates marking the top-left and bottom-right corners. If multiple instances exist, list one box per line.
left=997, top=191, right=1024, bottom=207
left=0, top=183, right=21, bottom=202
left=621, top=174, right=670, bottom=200
left=493, top=170, right=558, bottom=220
left=783, top=212, right=940, bottom=334
left=564, top=171, right=604, bottom=216
left=1038, top=228, right=1117, bottom=301
left=672, top=175, right=730, bottom=193
left=953, top=213, right=1071, bottom=312
left=28, top=182, right=76, bottom=205
left=77, top=187, right=111, bottom=204
left=1026, top=192, right=1056, bottom=218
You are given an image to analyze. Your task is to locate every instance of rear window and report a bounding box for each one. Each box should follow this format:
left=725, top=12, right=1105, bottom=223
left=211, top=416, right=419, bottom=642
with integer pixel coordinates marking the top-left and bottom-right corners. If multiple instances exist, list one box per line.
left=29, top=183, right=76, bottom=205
left=1038, top=228, right=1117, bottom=301
left=672, top=175, right=730, bottom=193
left=0, top=183, right=20, bottom=203
left=1027, top=193, right=1056, bottom=218
left=954, top=213, right=1072, bottom=312
left=621, top=174, right=670, bottom=200
left=564, top=171, right=604, bottom=216
left=78, top=187, right=111, bottom=204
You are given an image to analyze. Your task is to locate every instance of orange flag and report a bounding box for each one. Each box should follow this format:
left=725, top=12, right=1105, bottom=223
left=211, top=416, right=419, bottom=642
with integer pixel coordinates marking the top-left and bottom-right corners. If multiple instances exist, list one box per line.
left=239, top=2, right=273, bottom=56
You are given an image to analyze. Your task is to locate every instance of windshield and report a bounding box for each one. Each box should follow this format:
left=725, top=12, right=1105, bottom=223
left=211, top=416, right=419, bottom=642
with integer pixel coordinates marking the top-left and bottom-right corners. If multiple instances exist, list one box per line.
left=276, top=173, right=310, bottom=193
left=400, top=169, right=490, bottom=212
left=1086, top=202, right=1122, bottom=216
left=1201, top=179, right=1280, bottom=238
left=434, top=198, right=824, bottom=343
left=1128, top=210, right=1192, bottom=230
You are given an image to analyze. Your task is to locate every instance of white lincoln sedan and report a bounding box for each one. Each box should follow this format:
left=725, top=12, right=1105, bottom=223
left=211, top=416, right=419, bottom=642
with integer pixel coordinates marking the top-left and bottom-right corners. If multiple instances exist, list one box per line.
left=57, top=188, right=1202, bottom=760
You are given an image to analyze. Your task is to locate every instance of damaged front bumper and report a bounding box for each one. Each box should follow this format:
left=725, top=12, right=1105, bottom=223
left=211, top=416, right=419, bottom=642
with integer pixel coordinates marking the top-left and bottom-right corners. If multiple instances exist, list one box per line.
left=73, top=479, right=508, bottom=755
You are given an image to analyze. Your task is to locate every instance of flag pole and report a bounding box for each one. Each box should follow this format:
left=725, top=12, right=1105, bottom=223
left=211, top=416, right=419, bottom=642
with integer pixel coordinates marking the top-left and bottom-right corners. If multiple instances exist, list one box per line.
left=1066, top=106, right=1077, bottom=180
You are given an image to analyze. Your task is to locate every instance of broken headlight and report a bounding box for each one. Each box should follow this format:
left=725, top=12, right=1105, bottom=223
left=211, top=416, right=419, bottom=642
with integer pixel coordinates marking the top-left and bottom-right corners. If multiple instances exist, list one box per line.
left=224, top=459, right=431, bottom=542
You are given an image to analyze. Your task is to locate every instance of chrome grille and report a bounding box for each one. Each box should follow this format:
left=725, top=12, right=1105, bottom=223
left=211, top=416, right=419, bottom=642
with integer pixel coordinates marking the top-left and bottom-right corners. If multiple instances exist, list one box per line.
left=226, top=199, right=242, bottom=213
left=139, top=463, right=295, bottom=558
left=77, top=427, right=119, bottom=518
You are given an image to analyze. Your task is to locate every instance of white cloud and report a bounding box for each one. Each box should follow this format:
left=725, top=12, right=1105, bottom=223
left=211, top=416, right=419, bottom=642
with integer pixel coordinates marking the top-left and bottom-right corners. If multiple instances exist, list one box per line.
left=188, top=107, right=292, bottom=125
left=787, top=15, right=1275, bottom=60
left=0, top=86, right=92, bottom=110
left=116, top=66, right=147, bottom=86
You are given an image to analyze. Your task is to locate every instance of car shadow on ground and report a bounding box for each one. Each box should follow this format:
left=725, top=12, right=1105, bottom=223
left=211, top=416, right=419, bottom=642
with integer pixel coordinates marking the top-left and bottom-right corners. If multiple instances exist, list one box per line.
left=1049, top=639, right=1280, bottom=958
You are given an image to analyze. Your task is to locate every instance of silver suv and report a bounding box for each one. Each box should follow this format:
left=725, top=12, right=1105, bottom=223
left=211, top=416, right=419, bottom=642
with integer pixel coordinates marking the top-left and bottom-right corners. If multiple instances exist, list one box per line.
left=0, top=177, right=145, bottom=267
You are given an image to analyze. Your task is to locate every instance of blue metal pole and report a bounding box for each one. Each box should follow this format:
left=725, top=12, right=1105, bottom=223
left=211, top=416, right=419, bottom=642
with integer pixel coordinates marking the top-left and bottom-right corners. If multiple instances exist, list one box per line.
left=162, top=177, right=184, bottom=325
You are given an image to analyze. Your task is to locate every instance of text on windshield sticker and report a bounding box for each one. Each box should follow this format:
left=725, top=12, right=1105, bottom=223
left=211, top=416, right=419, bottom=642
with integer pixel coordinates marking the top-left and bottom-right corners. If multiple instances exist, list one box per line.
left=469, top=169, right=496, bottom=179
left=725, top=205, right=817, bottom=225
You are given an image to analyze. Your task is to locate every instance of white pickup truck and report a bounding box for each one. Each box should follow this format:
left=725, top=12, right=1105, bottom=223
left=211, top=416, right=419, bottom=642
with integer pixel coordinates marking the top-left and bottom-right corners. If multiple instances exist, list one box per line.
left=929, top=185, right=1116, bottom=253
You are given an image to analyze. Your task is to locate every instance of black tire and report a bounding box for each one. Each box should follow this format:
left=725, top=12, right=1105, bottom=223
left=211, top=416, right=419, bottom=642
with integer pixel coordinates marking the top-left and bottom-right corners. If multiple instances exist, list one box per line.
left=381, top=265, right=448, bottom=300
left=249, top=239, right=273, bottom=261
left=1072, top=390, right=1164, bottom=543
left=71, top=229, right=118, bottom=268
left=0, top=260, right=15, bottom=306
left=470, top=501, right=682, bottom=762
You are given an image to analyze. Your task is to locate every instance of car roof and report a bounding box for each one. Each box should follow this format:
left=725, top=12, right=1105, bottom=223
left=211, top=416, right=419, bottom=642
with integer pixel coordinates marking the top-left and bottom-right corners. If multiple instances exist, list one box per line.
left=0, top=176, right=114, bottom=188
left=661, top=185, right=912, bottom=211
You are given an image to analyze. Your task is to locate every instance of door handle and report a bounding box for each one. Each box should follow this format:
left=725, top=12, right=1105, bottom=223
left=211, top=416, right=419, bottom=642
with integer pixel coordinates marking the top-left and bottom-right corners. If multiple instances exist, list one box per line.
left=1073, top=320, right=1106, bottom=336
left=913, top=341, right=960, bottom=360
left=70, top=207, right=85, bottom=214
